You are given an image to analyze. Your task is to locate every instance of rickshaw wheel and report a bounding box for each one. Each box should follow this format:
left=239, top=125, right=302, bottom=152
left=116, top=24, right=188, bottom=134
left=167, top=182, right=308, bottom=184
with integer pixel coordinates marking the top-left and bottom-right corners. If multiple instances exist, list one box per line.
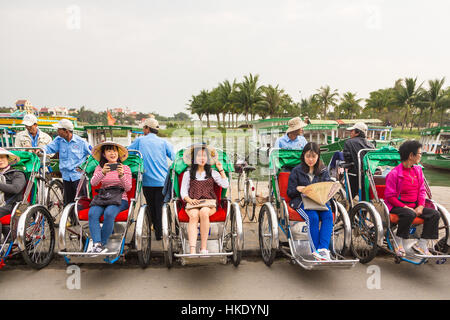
left=21, top=206, right=55, bottom=269
left=231, top=205, right=242, bottom=267
left=162, top=205, right=174, bottom=269
left=136, top=208, right=152, bottom=268
left=334, top=188, right=350, bottom=212
left=435, top=211, right=449, bottom=254
left=65, top=207, right=85, bottom=254
left=349, top=203, right=379, bottom=264
left=46, top=179, right=64, bottom=224
left=258, top=205, right=276, bottom=266
left=330, top=202, right=348, bottom=257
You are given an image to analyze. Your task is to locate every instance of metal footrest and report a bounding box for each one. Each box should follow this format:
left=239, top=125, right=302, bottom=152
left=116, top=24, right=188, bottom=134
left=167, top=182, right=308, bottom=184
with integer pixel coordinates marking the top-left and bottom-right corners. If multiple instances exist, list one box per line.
left=175, top=252, right=233, bottom=258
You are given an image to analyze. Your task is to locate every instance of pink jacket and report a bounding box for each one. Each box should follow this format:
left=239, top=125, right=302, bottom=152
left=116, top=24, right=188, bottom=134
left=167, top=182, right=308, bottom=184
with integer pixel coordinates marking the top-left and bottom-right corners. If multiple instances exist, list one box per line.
left=384, top=163, right=426, bottom=211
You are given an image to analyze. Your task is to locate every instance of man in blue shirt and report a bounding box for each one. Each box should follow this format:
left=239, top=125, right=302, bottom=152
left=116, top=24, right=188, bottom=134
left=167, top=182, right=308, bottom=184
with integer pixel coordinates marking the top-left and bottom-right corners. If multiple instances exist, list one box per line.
left=128, top=118, right=174, bottom=240
left=44, top=119, right=91, bottom=205
left=274, top=117, right=308, bottom=150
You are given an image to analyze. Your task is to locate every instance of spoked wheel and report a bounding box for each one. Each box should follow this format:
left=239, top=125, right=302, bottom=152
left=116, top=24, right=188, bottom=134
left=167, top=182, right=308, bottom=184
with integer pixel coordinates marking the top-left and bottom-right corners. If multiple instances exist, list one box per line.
left=435, top=210, right=449, bottom=254
left=136, top=207, right=152, bottom=268
left=258, top=204, right=276, bottom=266
left=64, top=207, right=86, bottom=254
left=334, top=187, right=349, bottom=212
left=21, top=206, right=55, bottom=269
left=349, top=203, right=379, bottom=264
left=245, top=180, right=257, bottom=222
left=231, top=204, right=242, bottom=267
left=162, top=204, right=174, bottom=268
left=237, top=172, right=246, bottom=208
left=331, top=203, right=349, bottom=257
left=46, top=179, right=64, bottom=225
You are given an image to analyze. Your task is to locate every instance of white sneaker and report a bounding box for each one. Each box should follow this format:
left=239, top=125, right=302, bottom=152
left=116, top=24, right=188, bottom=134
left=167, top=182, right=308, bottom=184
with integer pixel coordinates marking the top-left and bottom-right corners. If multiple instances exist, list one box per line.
left=318, top=249, right=331, bottom=261
left=312, top=250, right=327, bottom=261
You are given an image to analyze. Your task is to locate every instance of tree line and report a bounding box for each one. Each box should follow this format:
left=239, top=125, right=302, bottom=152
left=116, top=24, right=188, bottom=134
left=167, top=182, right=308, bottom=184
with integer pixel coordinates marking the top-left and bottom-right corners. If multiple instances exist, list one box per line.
left=187, top=74, right=450, bottom=131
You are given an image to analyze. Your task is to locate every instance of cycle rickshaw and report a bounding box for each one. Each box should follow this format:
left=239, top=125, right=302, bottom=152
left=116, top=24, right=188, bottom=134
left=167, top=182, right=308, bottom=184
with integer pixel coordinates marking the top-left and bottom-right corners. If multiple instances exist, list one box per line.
left=258, top=148, right=358, bottom=270
left=340, top=146, right=450, bottom=264
left=161, top=144, right=244, bottom=268
left=57, top=150, right=152, bottom=267
left=0, top=148, right=56, bottom=269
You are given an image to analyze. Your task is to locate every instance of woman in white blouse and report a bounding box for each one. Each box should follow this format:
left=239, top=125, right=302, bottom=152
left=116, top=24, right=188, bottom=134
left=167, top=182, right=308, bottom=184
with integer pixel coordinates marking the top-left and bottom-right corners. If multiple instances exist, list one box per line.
left=180, top=145, right=229, bottom=254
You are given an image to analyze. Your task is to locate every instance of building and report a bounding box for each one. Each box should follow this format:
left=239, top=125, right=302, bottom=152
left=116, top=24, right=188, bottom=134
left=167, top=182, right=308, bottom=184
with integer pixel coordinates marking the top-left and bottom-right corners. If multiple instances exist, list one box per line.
left=15, top=100, right=34, bottom=113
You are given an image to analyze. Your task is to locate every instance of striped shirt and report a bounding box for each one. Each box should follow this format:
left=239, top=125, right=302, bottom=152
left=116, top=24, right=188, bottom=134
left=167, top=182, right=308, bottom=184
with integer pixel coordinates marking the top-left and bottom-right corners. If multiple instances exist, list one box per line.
left=91, top=164, right=132, bottom=201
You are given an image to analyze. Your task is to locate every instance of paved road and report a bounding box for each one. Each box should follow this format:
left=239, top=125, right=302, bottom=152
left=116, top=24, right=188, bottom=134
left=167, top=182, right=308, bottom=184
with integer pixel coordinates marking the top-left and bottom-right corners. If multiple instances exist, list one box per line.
left=1, top=256, right=450, bottom=300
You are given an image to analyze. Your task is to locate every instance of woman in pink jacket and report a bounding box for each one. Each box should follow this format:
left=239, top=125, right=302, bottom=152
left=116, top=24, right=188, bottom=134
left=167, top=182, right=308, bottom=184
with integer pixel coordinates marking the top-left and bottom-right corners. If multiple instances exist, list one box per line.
left=384, top=140, right=439, bottom=257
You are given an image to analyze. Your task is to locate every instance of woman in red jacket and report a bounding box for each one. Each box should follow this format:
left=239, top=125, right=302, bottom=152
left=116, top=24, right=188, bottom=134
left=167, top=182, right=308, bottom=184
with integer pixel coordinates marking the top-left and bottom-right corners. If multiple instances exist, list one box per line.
left=384, top=140, right=439, bottom=256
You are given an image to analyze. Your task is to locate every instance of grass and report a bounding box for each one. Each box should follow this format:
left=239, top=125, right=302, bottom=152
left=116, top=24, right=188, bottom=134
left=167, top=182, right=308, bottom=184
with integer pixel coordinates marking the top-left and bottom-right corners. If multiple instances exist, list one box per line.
left=391, top=127, right=421, bottom=140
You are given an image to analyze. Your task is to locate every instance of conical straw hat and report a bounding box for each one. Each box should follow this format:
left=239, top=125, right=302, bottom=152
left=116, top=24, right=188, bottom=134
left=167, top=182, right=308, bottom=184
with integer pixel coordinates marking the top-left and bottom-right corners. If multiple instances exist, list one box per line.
left=301, top=181, right=341, bottom=205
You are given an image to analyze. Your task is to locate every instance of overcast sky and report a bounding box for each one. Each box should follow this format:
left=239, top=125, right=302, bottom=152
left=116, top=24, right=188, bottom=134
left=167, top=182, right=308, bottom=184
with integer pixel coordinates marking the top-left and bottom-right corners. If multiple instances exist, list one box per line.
left=1, top=0, right=449, bottom=116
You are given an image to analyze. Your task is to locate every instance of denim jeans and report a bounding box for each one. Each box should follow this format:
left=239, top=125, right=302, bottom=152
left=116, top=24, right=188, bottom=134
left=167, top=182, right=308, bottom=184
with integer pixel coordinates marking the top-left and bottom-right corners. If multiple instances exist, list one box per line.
left=88, top=199, right=129, bottom=245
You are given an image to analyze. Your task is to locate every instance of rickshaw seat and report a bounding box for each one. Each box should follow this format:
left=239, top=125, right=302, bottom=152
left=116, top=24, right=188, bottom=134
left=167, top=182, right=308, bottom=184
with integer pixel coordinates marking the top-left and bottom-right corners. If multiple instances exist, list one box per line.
left=369, top=184, right=425, bottom=225
left=0, top=181, right=33, bottom=225
left=77, top=178, right=137, bottom=222
left=278, top=172, right=305, bottom=222
left=177, top=171, right=227, bottom=223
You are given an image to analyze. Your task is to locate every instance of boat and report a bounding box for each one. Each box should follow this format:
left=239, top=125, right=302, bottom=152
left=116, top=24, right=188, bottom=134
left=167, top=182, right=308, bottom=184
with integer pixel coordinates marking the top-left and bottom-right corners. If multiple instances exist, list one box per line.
left=420, top=126, right=450, bottom=170
left=0, top=110, right=78, bottom=127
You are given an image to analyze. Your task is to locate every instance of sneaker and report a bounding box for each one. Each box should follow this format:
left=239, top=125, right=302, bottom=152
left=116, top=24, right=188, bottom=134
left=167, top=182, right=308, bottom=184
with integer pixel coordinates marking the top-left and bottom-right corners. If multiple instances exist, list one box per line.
left=412, top=242, right=432, bottom=256
left=312, top=250, right=327, bottom=261
left=318, top=249, right=331, bottom=261
left=200, top=249, right=209, bottom=257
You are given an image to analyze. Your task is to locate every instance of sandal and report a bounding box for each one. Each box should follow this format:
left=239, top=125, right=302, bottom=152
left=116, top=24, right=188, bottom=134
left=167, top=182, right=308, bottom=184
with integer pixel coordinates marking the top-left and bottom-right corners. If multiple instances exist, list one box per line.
left=395, top=246, right=406, bottom=257
left=412, top=244, right=432, bottom=256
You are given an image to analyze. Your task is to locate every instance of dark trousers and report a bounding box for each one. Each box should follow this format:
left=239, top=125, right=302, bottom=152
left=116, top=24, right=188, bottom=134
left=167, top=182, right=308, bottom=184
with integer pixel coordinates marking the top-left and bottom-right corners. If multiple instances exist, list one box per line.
left=63, top=179, right=82, bottom=206
left=391, top=206, right=440, bottom=239
left=143, top=186, right=164, bottom=240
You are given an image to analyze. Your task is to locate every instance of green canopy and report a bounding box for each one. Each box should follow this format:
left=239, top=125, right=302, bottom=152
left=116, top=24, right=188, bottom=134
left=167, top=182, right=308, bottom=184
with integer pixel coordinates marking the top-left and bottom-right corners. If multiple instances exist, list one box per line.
left=362, top=146, right=401, bottom=199
left=11, top=150, right=41, bottom=175
left=269, top=149, right=303, bottom=171
left=10, top=150, right=40, bottom=204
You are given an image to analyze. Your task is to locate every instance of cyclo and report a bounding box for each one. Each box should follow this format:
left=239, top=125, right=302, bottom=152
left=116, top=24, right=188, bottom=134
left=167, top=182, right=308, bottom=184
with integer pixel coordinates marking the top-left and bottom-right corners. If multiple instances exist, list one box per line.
left=57, top=150, right=152, bottom=267
left=0, top=148, right=56, bottom=269
left=258, top=148, right=358, bottom=270
left=339, top=146, right=450, bottom=264
left=161, top=145, right=244, bottom=267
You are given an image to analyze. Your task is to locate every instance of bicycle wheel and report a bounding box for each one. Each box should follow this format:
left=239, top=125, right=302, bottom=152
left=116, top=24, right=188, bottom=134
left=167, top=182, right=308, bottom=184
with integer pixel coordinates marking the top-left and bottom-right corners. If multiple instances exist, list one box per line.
left=245, top=180, right=257, bottom=222
left=46, top=179, right=64, bottom=224
left=259, top=204, right=277, bottom=266
left=237, top=172, right=246, bottom=207
left=136, top=206, right=152, bottom=268
left=21, top=206, right=55, bottom=269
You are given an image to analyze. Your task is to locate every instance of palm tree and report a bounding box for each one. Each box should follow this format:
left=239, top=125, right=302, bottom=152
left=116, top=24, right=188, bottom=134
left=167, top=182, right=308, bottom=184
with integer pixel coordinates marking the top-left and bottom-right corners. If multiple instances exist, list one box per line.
left=337, top=92, right=363, bottom=119
left=187, top=90, right=211, bottom=127
left=233, top=74, right=265, bottom=124
left=313, top=85, right=339, bottom=119
left=260, top=85, right=285, bottom=118
left=216, top=79, right=236, bottom=128
left=300, top=96, right=321, bottom=119
left=425, top=78, right=446, bottom=128
left=438, top=87, right=450, bottom=126
left=392, top=77, right=425, bottom=131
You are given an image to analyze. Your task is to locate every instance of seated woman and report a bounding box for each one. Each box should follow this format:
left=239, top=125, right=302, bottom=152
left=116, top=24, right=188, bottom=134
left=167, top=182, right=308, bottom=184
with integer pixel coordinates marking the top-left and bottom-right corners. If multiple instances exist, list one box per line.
left=287, top=142, right=334, bottom=261
left=87, top=142, right=132, bottom=254
left=180, top=145, right=229, bottom=255
left=0, top=148, right=26, bottom=239
left=385, top=140, right=439, bottom=256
